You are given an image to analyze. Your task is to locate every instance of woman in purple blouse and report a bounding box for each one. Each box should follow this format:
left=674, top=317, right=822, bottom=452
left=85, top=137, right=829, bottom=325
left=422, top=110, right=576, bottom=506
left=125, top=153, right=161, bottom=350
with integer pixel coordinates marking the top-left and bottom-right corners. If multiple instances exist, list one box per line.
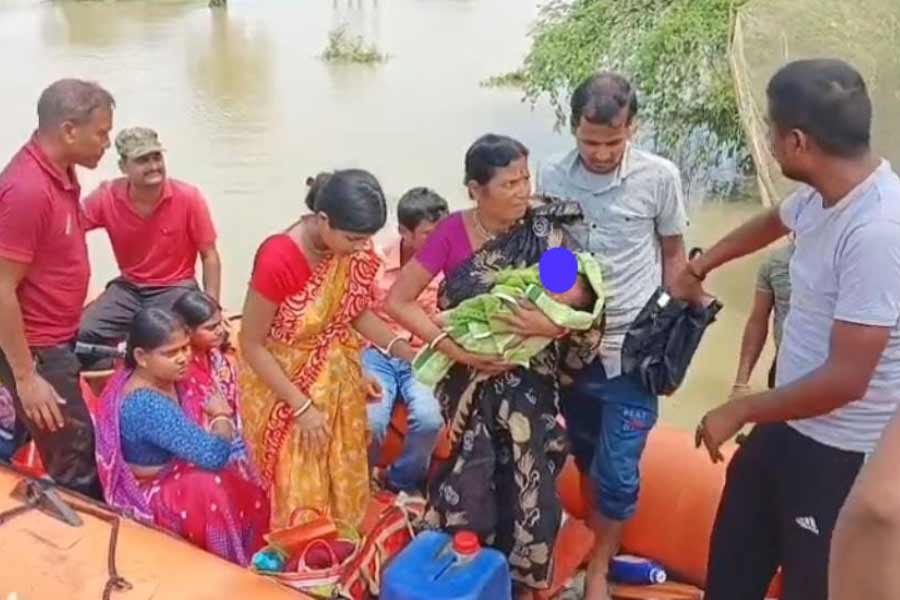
left=386, top=134, right=587, bottom=597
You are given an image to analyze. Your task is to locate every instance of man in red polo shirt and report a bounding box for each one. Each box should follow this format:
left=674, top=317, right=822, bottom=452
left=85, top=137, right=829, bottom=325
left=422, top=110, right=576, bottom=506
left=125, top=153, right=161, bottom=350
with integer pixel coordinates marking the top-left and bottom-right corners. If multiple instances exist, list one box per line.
left=0, top=79, right=114, bottom=499
left=77, top=127, right=221, bottom=367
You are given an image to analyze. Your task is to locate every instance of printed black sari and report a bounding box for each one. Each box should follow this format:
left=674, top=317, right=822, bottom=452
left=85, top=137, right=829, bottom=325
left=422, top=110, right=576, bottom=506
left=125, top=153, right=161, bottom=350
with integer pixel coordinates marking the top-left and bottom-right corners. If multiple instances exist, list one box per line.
left=423, top=201, right=595, bottom=589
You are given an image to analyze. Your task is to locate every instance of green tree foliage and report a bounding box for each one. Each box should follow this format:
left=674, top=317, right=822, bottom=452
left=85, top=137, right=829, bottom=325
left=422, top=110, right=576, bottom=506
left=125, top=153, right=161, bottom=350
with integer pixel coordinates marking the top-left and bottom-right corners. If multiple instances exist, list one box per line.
left=520, top=0, right=749, bottom=175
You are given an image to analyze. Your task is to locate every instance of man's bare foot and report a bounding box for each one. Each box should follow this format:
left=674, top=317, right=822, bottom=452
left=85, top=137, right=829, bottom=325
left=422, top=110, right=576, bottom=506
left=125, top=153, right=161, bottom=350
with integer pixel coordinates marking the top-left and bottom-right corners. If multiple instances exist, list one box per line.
left=584, top=555, right=612, bottom=600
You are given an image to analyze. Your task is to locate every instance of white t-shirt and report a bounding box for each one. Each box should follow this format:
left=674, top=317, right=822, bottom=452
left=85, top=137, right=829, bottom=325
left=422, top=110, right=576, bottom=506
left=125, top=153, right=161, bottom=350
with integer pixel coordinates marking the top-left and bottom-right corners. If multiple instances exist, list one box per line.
left=778, top=160, right=900, bottom=453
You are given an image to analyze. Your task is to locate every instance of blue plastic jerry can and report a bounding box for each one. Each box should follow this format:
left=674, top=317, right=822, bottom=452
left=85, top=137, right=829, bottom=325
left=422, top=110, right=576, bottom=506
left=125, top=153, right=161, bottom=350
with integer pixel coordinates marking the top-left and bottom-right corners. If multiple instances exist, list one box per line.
left=381, top=530, right=511, bottom=600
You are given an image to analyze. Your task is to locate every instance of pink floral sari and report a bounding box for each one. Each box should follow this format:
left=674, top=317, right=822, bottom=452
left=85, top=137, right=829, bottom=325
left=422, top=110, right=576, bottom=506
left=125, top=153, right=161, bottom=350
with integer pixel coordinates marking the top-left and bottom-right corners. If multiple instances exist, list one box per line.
left=95, top=367, right=269, bottom=566
left=180, top=348, right=259, bottom=483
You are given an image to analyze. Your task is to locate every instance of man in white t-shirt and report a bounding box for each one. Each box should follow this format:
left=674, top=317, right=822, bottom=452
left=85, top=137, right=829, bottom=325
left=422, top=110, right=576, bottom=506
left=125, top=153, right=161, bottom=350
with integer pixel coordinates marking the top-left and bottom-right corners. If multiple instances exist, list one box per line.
left=671, top=59, right=900, bottom=600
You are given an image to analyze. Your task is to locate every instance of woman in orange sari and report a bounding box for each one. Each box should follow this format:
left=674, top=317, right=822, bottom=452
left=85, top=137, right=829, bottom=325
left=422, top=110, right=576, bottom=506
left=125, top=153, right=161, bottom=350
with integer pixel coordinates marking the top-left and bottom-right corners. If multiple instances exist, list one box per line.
left=239, top=170, right=417, bottom=528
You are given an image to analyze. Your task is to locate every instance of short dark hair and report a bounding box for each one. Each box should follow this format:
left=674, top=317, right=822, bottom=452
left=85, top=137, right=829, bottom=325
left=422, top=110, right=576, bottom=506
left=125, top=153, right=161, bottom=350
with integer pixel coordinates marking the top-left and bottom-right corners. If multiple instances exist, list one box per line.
left=37, top=79, right=115, bottom=131
left=570, top=72, right=638, bottom=130
left=570, top=274, right=598, bottom=312
left=172, top=291, right=220, bottom=329
left=397, top=187, right=449, bottom=232
left=464, top=134, right=529, bottom=186
left=172, top=291, right=230, bottom=349
left=767, top=59, right=871, bottom=158
left=308, top=169, right=387, bottom=234
left=125, top=308, right=185, bottom=369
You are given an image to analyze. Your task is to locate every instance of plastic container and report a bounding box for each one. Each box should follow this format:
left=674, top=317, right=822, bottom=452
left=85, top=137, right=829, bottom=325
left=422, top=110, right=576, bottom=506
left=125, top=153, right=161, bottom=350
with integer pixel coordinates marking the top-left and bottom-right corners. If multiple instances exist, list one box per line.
left=610, top=554, right=667, bottom=585
left=382, top=531, right=511, bottom=600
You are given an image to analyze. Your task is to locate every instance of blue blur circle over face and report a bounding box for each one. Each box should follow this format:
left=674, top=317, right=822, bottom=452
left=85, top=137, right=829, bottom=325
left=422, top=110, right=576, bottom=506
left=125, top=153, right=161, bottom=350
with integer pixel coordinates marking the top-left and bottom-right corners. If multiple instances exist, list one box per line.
left=539, top=247, right=578, bottom=293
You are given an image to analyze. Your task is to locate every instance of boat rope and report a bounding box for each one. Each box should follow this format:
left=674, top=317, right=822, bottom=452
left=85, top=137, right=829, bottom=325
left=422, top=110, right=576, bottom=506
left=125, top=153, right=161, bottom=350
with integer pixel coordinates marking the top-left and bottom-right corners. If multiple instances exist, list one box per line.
left=0, top=499, right=37, bottom=525
left=71, top=502, right=134, bottom=600
left=0, top=482, right=132, bottom=600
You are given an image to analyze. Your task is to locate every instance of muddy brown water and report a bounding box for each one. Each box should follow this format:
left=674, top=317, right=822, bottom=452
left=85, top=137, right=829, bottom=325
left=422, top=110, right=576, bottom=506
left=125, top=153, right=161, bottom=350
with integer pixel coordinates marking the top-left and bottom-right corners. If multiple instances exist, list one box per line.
left=0, top=0, right=774, bottom=429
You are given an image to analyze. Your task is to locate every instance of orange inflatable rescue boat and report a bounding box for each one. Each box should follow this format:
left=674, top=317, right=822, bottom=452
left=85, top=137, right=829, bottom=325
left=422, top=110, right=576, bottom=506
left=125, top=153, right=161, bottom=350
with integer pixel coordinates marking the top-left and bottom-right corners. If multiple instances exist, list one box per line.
left=552, top=425, right=781, bottom=599
left=0, top=464, right=308, bottom=600
left=381, top=420, right=783, bottom=600
left=3, top=404, right=780, bottom=600
left=2, top=311, right=781, bottom=599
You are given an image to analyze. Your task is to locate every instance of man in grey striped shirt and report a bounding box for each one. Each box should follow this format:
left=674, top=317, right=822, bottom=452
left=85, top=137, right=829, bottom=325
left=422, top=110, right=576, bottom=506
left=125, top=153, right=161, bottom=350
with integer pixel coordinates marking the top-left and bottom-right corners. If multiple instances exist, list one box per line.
left=537, top=72, right=688, bottom=600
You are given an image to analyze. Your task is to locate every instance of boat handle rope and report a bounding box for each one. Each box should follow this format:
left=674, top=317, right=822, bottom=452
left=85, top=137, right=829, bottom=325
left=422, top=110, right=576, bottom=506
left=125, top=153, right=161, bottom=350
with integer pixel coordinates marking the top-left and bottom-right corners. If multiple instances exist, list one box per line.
left=0, top=497, right=38, bottom=525
left=0, top=482, right=133, bottom=600
left=71, top=502, right=133, bottom=600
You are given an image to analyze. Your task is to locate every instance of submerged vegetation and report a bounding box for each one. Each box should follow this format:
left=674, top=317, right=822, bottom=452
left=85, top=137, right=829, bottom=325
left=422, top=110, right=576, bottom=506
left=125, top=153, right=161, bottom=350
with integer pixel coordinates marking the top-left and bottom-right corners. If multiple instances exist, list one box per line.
left=509, top=0, right=750, bottom=178
left=480, top=70, right=528, bottom=89
left=321, top=26, right=389, bottom=65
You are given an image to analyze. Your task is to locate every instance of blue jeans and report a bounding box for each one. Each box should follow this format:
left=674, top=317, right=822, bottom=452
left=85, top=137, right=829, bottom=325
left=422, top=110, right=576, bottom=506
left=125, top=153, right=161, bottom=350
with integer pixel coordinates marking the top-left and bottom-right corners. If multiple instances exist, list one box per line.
left=362, top=348, right=443, bottom=492
left=560, top=360, right=658, bottom=521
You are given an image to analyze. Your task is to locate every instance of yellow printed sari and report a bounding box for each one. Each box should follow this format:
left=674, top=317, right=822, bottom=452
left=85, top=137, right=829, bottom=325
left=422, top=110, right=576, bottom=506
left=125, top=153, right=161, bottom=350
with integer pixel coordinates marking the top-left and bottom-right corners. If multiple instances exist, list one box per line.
left=239, top=248, right=379, bottom=528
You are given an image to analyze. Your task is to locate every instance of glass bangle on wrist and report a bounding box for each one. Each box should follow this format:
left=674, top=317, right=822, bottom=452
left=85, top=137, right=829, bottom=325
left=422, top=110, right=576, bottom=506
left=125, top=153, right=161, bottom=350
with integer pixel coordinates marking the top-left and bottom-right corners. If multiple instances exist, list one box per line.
left=382, top=335, right=406, bottom=357
left=207, top=414, right=234, bottom=431
left=428, top=331, right=450, bottom=350
left=292, top=399, right=313, bottom=419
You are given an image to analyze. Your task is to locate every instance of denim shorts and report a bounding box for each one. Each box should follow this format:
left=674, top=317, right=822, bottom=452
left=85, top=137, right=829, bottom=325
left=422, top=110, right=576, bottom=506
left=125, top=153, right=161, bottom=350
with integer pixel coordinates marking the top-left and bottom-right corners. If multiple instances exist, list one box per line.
left=560, top=360, right=658, bottom=521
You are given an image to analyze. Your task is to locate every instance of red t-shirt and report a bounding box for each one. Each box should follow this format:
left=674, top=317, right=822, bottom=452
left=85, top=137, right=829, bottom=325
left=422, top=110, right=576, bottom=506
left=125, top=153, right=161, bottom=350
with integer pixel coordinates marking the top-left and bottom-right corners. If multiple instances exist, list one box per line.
left=83, top=178, right=217, bottom=286
left=250, top=234, right=312, bottom=304
left=0, top=137, right=90, bottom=347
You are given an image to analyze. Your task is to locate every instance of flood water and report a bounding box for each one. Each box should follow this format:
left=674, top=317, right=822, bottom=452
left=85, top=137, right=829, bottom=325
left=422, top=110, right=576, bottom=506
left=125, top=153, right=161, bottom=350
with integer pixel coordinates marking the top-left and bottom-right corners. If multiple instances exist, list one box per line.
left=0, top=0, right=774, bottom=430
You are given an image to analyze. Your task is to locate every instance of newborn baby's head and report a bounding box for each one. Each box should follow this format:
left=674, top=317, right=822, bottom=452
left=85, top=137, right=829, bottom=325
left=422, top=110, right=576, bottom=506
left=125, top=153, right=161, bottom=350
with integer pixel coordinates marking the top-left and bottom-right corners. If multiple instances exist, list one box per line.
left=548, top=274, right=597, bottom=312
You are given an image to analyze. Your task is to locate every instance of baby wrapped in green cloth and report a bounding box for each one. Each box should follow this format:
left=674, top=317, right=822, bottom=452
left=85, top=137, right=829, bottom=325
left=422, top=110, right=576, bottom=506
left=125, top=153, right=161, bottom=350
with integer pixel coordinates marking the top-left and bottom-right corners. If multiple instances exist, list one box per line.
left=413, top=252, right=605, bottom=389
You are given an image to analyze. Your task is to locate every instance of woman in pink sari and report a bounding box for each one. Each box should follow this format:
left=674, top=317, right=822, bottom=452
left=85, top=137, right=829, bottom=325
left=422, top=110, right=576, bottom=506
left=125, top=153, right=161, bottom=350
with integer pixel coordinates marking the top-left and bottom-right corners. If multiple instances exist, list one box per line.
left=172, top=291, right=257, bottom=482
left=95, top=308, right=269, bottom=566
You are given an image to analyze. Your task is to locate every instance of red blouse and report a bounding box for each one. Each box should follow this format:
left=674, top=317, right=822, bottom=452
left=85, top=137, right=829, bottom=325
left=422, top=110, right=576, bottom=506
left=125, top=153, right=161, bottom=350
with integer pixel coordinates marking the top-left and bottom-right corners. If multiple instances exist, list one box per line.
left=250, top=234, right=312, bottom=304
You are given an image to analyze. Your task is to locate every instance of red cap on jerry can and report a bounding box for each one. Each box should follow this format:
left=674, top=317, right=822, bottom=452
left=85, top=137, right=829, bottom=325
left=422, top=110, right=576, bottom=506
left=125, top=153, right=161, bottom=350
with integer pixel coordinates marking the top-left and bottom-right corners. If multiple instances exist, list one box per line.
left=452, top=531, right=481, bottom=555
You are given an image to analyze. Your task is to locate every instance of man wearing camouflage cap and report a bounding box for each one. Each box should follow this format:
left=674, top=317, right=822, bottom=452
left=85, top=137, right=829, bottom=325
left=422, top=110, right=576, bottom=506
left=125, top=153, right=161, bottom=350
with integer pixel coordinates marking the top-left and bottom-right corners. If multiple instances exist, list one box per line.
left=78, top=127, right=221, bottom=368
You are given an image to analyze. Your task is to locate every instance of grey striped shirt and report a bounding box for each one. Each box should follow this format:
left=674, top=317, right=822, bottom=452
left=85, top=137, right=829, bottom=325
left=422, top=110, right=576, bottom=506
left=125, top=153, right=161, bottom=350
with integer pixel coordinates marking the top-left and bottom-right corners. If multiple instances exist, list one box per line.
left=537, top=146, right=689, bottom=377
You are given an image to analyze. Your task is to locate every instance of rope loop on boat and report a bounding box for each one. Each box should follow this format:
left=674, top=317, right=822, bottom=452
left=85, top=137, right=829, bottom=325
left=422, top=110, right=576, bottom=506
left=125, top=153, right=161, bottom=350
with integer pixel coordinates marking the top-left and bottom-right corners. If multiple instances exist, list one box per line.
left=0, top=477, right=132, bottom=600
left=72, top=502, right=133, bottom=600
left=0, top=500, right=37, bottom=525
